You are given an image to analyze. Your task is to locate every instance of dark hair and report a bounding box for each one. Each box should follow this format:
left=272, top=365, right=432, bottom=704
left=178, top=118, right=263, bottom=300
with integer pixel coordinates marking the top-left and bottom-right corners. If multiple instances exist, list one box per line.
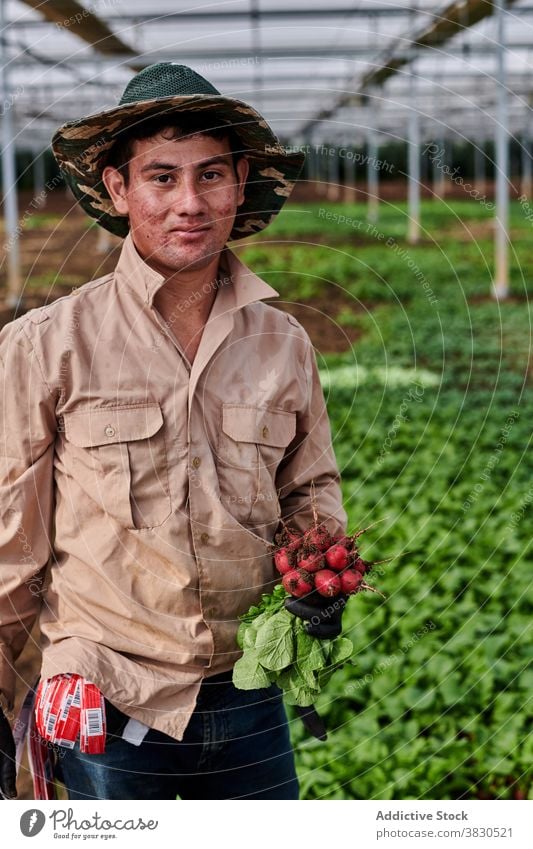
left=105, top=113, right=246, bottom=185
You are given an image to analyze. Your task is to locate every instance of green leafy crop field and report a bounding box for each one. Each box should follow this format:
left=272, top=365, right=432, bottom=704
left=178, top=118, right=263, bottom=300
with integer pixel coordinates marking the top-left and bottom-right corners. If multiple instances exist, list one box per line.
left=238, top=200, right=532, bottom=800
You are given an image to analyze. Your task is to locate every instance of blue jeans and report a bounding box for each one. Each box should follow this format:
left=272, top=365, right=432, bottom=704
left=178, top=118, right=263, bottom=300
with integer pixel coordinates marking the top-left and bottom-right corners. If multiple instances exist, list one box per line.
left=53, top=672, right=299, bottom=800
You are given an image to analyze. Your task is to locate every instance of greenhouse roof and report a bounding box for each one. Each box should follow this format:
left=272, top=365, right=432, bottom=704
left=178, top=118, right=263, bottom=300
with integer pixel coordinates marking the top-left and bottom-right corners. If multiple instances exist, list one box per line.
left=3, top=0, right=533, bottom=150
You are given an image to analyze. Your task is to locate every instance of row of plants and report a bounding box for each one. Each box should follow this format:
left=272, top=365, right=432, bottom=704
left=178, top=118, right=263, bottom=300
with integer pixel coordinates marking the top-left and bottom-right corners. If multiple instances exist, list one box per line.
left=290, top=378, right=531, bottom=799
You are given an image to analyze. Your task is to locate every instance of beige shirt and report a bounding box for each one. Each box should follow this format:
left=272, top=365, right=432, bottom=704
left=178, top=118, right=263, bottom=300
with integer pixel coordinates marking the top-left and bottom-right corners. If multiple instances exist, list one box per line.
left=0, top=233, right=347, bottom=740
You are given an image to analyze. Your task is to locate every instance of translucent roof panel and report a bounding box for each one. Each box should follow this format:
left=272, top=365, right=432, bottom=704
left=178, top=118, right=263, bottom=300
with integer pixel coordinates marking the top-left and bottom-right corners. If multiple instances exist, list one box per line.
left=3, top=0, right=533, bottom=149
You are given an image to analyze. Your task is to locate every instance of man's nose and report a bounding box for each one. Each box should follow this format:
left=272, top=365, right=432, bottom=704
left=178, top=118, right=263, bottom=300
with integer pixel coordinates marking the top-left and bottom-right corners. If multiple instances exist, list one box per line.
left=175, top=176, right=208, bottom=216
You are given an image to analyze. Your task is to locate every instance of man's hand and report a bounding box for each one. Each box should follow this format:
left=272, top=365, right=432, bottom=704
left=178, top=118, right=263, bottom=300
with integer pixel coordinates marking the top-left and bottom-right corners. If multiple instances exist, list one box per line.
left=294, top=705, right=327, bottom=741
left=284, top=592, right=347, bottom=638
left=0, top=708, right=17, bottom=799
left=285, top=592, right=348, bottom=742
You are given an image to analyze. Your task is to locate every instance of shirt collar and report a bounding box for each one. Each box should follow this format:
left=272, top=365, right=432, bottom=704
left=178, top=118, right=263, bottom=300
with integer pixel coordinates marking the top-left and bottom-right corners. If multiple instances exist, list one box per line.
left=115, top=231, right=280, bottom=310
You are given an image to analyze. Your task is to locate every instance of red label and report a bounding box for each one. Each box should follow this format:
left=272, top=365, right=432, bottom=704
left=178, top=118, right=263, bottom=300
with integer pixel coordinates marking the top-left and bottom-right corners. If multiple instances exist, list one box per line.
left=34, top=674, right=106, bottom=755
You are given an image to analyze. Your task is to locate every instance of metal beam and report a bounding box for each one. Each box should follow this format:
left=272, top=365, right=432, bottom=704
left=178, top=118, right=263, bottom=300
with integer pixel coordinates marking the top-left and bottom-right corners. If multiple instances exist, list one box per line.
left=9, top=40, right=533, bottom=69
left=299, top=0, right=522, bottom=133
left=362, top=0, right=522, bottom=89
left=19, top=0, right=136, bottom=57
left=7, top=71, right=533, bottom=90
left=6, top=6, right=445, bottom=26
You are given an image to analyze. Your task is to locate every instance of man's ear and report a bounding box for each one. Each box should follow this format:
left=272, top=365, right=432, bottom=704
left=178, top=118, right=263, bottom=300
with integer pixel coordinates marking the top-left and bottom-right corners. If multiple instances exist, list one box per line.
left=102, top=166, right=129, bottom=216
left=235, top=156, right=250, bottom=208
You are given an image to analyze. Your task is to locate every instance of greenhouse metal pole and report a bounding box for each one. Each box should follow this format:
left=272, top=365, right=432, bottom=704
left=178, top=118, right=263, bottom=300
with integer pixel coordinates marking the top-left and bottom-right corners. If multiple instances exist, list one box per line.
left=352, top=144, right=359, bottom=201
left=344, top=146, right=356, bottom=202
left=407, top=60, right=421, bottom=244
left=33, top=149, right=46, bottom=208
left=328, top=145, right=340, bottom=201
left=313, top=142, right=322, bottom=196
left=0, top=0, right=22, bottom=308
left=309, top=142, right=318, bottom=186
left=492, top=0, right=509, bottom=300
left=315, top=143, right=325, bottom=197
left=521, top=124, right=532, bottom=198
left=367, top=91, right=379, bottom=223
left=420, top=135, right=429, bottom=186
left=434, top=137, right=447, bottom=198
left=367, top=130, right=379, bottom=222
left=310, top=141, right=320, bottom=197
left=474, top=139, right=485, bottom=196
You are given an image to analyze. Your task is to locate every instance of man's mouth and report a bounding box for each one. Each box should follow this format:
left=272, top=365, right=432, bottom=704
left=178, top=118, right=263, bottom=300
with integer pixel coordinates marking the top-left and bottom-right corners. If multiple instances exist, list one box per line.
left=170, top=225, right=211, bottom=234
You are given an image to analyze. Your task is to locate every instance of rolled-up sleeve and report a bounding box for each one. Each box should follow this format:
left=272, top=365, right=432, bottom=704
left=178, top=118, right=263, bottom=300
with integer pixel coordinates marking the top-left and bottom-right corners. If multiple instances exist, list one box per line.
left=276, top=338, right=347, bottom=538
left=0, top=319, right=56, bottom=710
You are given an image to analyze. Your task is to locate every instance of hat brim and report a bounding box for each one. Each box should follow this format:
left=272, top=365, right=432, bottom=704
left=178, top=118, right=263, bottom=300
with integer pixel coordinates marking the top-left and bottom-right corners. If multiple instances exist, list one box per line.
left=51, top=94, right=305, bottom=241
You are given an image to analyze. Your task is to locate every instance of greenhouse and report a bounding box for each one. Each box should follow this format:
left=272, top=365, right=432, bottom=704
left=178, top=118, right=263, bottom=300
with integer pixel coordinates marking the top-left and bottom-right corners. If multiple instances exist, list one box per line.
left=0, top=0, right=531, bottom=809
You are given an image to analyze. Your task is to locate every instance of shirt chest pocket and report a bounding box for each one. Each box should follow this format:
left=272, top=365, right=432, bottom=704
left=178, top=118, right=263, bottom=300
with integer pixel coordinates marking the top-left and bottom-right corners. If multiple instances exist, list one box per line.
left=216, top=404, right=296, bottom=526
left=63, top=404, right=172, bottom=530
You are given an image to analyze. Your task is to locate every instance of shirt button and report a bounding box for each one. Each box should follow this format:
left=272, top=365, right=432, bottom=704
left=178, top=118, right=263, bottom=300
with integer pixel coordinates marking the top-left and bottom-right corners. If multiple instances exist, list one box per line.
left=261, top=425, right=269, bottom=439
left=200, top=533, right=209, bottom=545
left=104, top=425, right=116, bottom=437
left=192, top=456, right=201, bottom=469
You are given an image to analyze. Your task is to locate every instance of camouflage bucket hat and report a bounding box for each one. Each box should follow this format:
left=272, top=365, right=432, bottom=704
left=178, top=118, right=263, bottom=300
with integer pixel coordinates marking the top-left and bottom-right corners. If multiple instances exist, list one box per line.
left=51, top=63, right=306, bottom=241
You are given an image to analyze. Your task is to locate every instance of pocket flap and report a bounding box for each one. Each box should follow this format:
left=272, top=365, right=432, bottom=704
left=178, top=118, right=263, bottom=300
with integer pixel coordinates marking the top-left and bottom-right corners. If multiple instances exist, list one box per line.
left=64, top=404, right=163, bottom=448
left=222, top=405, right=296, bottom=448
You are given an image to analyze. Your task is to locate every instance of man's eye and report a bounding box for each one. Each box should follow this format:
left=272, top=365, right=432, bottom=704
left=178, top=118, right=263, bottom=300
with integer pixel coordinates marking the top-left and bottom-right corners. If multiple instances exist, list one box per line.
left=154, top=174, right=172, bottom=184
left=202, top=170, right=222, bottom=181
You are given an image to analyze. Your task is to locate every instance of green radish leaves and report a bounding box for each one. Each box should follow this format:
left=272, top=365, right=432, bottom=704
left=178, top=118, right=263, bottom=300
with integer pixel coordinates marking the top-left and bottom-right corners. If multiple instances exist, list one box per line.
left=233, top=585, right=355, bottom=706
left=254, top=609, right=295, bottom=671
left=232, top=650, right=273, bottom=690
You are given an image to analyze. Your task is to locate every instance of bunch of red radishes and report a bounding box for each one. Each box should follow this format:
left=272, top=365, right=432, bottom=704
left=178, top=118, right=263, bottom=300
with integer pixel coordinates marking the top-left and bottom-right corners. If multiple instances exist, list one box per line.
left=272, top=520, right=384, bottom=601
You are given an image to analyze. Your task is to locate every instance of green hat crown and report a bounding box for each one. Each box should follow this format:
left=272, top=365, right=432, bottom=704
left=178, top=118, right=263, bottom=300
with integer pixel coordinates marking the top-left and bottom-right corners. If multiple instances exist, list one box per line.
left=119, top=63, right=221, bottom=104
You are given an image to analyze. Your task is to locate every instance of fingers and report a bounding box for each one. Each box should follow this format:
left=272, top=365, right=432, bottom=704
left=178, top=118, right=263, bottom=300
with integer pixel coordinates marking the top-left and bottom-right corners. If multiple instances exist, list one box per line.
left=284, top=597, right=317, bottom=619
left=305, top=621, right=342, bottom=639
left=294, top=705, right=327, bottom=741
left=285, top=595, right=346, bottom=626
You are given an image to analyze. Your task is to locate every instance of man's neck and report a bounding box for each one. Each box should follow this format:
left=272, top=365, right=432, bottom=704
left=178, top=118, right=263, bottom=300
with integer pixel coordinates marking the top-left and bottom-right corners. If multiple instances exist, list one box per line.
left=161, top=256, right=220, bottom=298
left=141, top=249, right=225, bottom=366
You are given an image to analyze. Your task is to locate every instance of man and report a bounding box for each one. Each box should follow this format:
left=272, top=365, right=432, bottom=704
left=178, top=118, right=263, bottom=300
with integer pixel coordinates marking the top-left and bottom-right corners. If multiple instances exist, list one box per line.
left=0, top=63, right=347, bottom=800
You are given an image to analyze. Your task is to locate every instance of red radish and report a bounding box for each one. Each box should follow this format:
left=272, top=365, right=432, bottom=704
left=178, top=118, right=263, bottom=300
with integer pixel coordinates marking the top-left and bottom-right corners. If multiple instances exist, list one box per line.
left=314, top=569, right=342, bottom=598
left=340, top=569, right=363, bottom=594
left=282, top=569, right=314, bottom=597
left=325, top=544, right=349, bottom=571
left=281, top=569, right=300, bottom=595
left=297, top=552, right=324, bottom=573
left=353, top=557, right=367, bottom=574
left=274, top=548, right=292, bottom=575
left=304, top=526, right=332, bottom=552
left=331, top=534, right=354, bottom=550
left=286, top=531, right=302, bottom=552
left=272, top=498, right=390, bottom=612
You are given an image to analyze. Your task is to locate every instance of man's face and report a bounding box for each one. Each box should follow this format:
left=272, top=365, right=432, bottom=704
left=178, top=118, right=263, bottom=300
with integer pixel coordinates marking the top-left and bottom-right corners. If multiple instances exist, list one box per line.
left=102, top=131, right=249, bottom=278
